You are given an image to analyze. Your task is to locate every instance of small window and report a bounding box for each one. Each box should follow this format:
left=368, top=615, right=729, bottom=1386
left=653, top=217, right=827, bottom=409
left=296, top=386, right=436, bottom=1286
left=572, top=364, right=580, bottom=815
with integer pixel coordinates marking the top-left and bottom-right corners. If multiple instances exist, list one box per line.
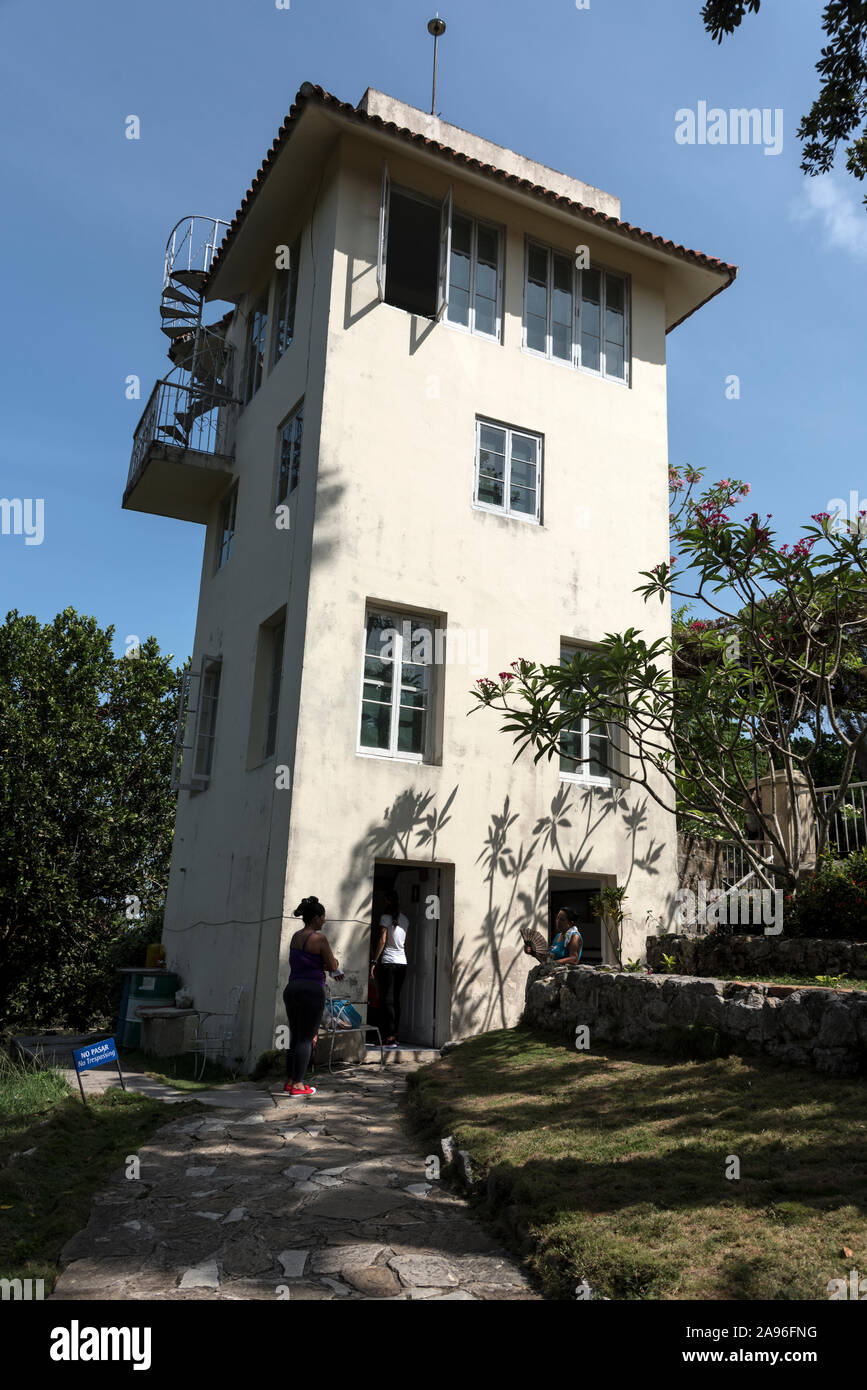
left=524, top=241, right=629, bottom=383
left=359, top=609, right=435, bottom=761
left=193, top=658, right=222, bottom=786
left=263, top=620, right=285, bottom=760
left=271, top=238, right=300, bottom=367
left=559, top=647, right=613, bottom=786
left=216, top=481, right=238, bottom=571
left=446, top=214, right=502, bottom=339
left=243, top=292, right=269, bottom=403
left=474, top=420, right=541, bottom=522
left=276, top=403, right=303, bottom=505
left=377, top=164, right=453, bottom=321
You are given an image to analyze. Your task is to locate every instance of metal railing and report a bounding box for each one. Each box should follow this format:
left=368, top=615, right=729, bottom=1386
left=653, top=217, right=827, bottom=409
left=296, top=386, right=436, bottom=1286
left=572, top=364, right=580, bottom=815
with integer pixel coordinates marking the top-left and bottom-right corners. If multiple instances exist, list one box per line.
left=816, top=780, right=867, bottom=856
left=128, top=376, right=238, bottom=494
left=721, top=839, right=774, bottom=887
left=162, top=215, right=230, bottom=292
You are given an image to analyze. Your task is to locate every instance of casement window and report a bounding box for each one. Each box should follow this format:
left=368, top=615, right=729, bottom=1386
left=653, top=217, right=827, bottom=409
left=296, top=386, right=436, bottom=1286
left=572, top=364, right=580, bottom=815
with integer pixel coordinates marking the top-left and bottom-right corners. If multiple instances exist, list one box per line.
left=216, top=481, right=238, bottom=571
left=377, top=163, right=453, bottom=320
left=192, top=657, right=222, bottom=787
left=243, top=292, right=269, bottom=403
left=359, top=609, right=435, bottom=761
left=474, top=419, right=541, bottom=522
left=524, top=241, right=629, bottom=383
left=276, top=403, right=304, bottom=505
left=271, top=237, right=300, bottom=367
left=263, top=619, right=285, bottom=760
left=446, top=213, right=503, bottom=339
left=559, top=647, right=613, bottom=786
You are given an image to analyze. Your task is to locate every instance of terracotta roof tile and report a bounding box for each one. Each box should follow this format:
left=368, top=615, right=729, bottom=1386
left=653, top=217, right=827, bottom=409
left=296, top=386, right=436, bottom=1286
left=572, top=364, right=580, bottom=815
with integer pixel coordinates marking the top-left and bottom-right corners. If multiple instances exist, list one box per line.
left=208, top=82, right=737, bottom=328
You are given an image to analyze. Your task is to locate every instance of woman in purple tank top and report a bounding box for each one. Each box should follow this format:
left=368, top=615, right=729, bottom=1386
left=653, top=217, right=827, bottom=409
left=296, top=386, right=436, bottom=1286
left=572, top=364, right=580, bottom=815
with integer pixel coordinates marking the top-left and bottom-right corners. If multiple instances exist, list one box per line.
left=282, top=895, right=342, bottom=1096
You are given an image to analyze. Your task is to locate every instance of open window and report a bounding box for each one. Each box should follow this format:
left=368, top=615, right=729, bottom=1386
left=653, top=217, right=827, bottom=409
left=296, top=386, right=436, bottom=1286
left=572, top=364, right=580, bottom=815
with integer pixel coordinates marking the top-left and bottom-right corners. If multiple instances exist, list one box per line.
left=377, top=162, right=453, bottom=320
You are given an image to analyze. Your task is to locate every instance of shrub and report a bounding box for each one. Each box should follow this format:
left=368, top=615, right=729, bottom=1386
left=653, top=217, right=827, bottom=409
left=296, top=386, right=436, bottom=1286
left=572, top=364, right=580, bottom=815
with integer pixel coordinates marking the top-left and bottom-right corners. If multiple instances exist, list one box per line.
left=786, top=849, right=867, bottom=940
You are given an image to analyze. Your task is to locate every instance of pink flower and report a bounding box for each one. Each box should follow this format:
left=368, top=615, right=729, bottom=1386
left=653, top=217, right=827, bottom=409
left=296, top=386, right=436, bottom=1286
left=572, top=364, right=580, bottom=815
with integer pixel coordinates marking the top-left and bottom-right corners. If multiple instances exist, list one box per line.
left=498, top=672, right=514, bottom=683
left=739, top=483, right=752, bottom=496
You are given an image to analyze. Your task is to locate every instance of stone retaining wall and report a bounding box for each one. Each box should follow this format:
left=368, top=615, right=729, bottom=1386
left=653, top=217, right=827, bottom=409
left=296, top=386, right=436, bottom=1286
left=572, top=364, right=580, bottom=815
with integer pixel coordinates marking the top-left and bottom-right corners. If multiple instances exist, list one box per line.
left=646, top=933, right=867, bottom=980
left=524, top=962, right=867, bottom=1075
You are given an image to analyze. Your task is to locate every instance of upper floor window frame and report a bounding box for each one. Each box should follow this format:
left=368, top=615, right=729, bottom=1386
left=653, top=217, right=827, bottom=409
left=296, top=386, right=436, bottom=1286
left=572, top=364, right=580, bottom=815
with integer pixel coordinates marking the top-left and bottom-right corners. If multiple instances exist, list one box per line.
left=271, top=236, right=301, bottom=370
left=357, top=607, right=438, bottom=765
left=444, top=211, right=504, bottom=342
left=242, top=291, right=269, bottom=404
left=275, top=400, right=304, bottom=507
left=558, top=644, right=615, bottom=788
left=473, top=417, right=542, bottom=525
left=215, top=480, right=238, bottom=572
left=523, top=239, right=630, bottom=386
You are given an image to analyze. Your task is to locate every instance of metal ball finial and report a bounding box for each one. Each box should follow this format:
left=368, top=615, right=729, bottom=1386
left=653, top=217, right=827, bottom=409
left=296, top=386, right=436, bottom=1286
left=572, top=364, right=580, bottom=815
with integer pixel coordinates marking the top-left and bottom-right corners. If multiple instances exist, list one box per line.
left=428, top=17, right=446, bottom=37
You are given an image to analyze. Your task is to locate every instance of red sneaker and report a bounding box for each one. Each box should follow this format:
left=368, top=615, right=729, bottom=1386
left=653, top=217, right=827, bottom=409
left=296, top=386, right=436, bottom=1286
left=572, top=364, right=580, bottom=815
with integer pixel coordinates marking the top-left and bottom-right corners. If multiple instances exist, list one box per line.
left=289, top=1084, right=317, bottom=1096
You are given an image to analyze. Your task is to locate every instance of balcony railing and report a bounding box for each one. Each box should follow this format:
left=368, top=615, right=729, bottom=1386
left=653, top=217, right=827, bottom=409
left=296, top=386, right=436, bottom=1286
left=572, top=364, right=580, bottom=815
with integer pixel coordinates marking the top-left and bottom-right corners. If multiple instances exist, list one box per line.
left=128, top=377, right=238, bottom=495
left=817, top=781, right=867, bottom=856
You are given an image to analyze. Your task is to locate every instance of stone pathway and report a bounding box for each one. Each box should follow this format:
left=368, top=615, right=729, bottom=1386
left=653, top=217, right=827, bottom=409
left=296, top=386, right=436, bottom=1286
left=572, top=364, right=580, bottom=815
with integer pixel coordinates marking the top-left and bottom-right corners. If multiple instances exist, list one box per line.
left=51, top=1066, right=539, bottom=1301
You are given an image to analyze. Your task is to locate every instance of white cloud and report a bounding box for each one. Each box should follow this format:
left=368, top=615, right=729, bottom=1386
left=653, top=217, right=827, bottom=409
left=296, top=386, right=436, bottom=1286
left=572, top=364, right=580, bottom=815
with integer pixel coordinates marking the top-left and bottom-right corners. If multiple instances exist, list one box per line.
left=792, top=174, right=867, bottom=260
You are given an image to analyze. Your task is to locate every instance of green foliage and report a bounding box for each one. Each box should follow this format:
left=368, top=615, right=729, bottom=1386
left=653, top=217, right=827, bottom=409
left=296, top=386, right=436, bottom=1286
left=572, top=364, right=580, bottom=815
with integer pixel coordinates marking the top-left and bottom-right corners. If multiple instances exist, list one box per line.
left=589, top=885, right=627, bottom=969
left=624, top=958, right=644, bottom=973
left=661, top=952, right=677, bottom=973
left=0, top=609, right=179, bottom=1030
left=786, top=849, right=867, bottom=941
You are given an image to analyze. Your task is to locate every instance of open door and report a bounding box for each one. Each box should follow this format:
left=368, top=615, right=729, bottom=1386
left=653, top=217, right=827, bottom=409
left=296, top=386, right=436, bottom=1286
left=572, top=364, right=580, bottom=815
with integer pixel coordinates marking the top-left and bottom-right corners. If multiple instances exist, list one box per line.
left=436, top=185, right=453, bottom=321
left=376, top=161, right=390, bottom=301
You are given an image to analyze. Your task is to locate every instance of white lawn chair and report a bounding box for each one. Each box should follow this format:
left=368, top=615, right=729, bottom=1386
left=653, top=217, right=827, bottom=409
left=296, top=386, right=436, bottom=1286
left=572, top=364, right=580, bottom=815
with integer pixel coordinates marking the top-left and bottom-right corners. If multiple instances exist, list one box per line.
left=191, top=985, right=244, bottom=1079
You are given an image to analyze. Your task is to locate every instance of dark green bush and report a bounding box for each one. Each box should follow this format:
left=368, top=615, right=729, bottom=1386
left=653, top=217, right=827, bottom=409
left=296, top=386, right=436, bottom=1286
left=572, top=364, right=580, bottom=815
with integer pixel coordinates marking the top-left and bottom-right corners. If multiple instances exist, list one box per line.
left=785, top=849, right=867, bottom=940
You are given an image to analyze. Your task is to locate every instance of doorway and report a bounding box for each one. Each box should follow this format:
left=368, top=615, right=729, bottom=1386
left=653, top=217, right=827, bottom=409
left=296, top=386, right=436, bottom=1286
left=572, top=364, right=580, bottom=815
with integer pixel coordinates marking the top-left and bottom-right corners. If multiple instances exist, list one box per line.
left=370, top=862, right=452, bottom=1047
left=548, top=876, right=604, bottom=965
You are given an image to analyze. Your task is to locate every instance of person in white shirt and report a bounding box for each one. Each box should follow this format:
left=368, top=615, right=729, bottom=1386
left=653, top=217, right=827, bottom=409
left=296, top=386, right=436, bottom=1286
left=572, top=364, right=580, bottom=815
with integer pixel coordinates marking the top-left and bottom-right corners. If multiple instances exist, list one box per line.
left=370, top=891, right=408, bottom=1045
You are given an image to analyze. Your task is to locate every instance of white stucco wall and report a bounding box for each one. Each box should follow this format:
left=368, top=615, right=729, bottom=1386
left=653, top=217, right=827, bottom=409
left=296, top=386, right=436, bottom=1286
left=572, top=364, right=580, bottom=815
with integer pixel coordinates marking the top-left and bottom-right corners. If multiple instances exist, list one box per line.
left=160, top=125, right=684, bottom=1067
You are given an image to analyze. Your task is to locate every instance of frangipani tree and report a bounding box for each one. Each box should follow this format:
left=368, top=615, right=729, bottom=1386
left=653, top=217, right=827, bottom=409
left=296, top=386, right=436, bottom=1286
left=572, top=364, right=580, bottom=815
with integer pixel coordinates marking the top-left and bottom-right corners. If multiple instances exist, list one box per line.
left=471, top=468, right=867, bottom=893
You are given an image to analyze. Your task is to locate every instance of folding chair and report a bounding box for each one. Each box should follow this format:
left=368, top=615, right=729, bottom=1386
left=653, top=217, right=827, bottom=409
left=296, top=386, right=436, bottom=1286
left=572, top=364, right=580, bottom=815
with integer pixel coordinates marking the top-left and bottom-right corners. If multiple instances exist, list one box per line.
left=320, top=976, right=384, bottom=1072
left=190, top=985, right=244, bottom=1079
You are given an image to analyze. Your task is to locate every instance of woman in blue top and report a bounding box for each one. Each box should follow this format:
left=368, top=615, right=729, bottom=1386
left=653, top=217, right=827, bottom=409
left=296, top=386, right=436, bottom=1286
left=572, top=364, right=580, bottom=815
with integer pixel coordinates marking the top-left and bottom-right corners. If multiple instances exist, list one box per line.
left=549, top=908, right=583, bottom=962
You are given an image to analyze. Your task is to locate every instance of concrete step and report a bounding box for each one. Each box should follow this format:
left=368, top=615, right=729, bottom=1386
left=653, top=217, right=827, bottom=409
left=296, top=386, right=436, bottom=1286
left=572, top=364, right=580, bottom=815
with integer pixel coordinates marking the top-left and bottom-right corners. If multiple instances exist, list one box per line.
left=367, top=1045, right=440, bottom=1065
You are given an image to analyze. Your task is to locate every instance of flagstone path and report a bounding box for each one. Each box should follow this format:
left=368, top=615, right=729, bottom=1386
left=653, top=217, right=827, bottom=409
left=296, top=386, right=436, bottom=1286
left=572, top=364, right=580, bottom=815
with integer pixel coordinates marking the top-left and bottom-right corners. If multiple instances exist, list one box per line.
left=51, top=1066, right=539, bottom=1301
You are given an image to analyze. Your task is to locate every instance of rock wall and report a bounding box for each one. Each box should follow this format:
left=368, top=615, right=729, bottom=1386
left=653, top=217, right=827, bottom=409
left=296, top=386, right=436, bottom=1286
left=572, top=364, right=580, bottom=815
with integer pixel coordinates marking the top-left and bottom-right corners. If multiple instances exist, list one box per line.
left=646, top=933, right=867, bottom=980
left=523, top=962, right=867, bottom=1075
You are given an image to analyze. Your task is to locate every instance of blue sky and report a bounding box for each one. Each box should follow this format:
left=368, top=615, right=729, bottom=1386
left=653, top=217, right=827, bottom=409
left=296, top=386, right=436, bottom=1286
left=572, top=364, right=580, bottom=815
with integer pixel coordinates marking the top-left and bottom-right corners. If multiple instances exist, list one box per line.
left=1, top=0, right=863, bottom=666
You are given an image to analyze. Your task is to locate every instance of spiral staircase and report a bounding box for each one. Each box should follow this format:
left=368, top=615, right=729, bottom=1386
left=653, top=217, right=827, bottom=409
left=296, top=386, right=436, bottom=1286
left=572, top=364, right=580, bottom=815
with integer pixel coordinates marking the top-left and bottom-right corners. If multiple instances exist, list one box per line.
left=124, top=216, right=239, bottom=522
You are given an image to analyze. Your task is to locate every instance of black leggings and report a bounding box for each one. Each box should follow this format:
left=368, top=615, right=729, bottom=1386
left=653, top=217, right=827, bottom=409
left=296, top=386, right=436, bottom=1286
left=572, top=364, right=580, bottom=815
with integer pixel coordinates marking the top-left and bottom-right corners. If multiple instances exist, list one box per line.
left=282, top=979, right=325, bottom=1084
left=378, top=963, right=407, bottom=1039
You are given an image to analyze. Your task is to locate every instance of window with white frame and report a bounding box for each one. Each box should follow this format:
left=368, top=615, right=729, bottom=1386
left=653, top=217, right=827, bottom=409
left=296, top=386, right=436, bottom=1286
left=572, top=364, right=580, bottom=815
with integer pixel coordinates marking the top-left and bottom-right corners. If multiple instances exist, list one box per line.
left=243, top=292, right=268, bottom=403
left=271, top=237, right=300, bottom=367
left=359, top=609, right=435, bottom=760
left=559, top=647, right=614, bottom=785
left=446, top=213, right=502, bottom=339
left=276, top=402, right=303, bottom=505
left=377, top=164, right=453, bottom=320
left=525, top=241, right=629, bottom=383
left=475, top=420, right=541, bottom=522
left=193, top=657, right=222, bottom=786
left=216, top=481, right=238, bottom=571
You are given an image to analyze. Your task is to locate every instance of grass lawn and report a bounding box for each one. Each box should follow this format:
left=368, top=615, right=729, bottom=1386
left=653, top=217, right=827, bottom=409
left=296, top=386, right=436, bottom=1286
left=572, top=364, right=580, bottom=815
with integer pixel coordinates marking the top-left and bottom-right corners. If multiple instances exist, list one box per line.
left=407, top=1026, right=867, bottom=1301
left=117, top=1047, right=237, bottom=1091
left=0, top=1055, right=201, bottom=1289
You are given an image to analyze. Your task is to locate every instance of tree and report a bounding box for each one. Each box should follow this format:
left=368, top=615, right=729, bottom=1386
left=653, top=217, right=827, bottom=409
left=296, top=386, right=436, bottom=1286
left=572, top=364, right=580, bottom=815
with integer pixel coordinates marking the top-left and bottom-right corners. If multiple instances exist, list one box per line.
left=0, top=609, right=179, bottom=1030
left=701, top=1, right=867, bottom=203
left=472, top=470, right=867, bottom=894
